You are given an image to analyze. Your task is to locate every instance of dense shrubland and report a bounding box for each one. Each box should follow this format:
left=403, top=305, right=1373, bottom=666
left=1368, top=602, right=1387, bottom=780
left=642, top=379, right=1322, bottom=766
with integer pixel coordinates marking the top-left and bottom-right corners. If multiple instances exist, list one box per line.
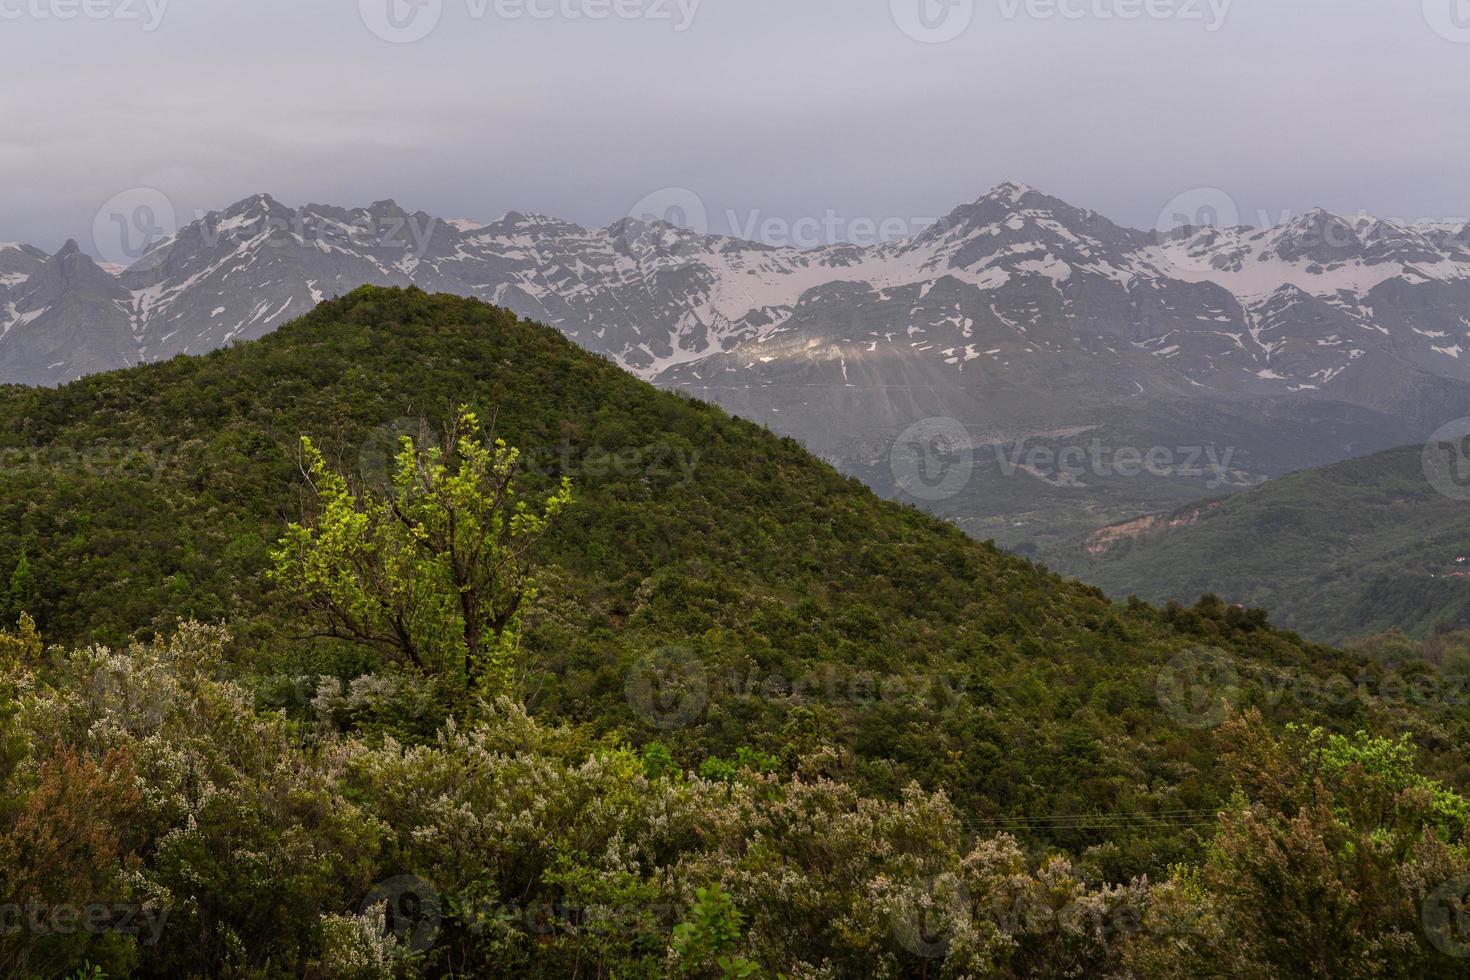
left=4, top=618, right=1468, bottom=976
left=1, top=288, right=1468, bottom=976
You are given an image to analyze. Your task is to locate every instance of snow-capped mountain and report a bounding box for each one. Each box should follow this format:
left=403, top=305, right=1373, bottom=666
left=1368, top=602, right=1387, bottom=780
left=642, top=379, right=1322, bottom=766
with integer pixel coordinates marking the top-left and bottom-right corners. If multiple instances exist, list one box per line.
left=6, top=183, right=1469, bottom=396
left=4, top=183, right=1470, bottom=542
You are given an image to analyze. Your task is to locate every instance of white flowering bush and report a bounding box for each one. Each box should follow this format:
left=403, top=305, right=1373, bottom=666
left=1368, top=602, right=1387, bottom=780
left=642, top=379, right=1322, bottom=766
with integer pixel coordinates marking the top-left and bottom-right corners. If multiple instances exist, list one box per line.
left=12, top=618, right=1462, bottom=977
left=1, top=622, right=1158, bottom=977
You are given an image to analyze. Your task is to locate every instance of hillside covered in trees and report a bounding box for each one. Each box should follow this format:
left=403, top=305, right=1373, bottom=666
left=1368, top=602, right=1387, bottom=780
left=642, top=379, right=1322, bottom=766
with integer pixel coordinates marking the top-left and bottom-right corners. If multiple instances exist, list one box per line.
left=1042, top=446, right=1470, bottom=644
left=2, top=288, right=1469, bottom=977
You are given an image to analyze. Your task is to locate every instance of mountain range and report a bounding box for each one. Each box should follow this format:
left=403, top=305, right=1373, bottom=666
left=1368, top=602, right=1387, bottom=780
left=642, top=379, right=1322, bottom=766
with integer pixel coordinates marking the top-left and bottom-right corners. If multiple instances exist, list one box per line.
left=7, top=183, right=1470, bottom=544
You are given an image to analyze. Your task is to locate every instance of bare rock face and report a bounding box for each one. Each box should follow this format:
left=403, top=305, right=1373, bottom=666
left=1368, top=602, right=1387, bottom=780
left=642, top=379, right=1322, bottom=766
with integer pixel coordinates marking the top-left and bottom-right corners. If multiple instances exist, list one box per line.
left=0, top=241, right=138, bottom=384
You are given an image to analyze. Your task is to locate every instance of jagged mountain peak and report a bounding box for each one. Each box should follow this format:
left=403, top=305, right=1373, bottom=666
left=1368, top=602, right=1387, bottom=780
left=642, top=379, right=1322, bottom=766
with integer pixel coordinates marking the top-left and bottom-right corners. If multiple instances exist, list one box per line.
left=1273, top=207, right=1356, bottom=237
left=32, top=240, right=126, bottom=295
left=0, top=242, right=48, bottom=258
left=921, top=181, right=1125, bottom=248
left=0, top=244, right=51, bottom=296
left=607, top=211, right=710, bottom=239
left=1259, top=209, right=1364, bottom=264
left=219, top=192, right=287, bottom=220
left=1257, top=280, right=1316, bottom=305
left=0, top=235, right=135, bottom=385
left=484, top=210, right=587, bottom=238
left=964, top=179, right=1076, bottom=215
left=4, top=186, right=1470, bottom=410
left=981, top=179, right=1039, bottom=203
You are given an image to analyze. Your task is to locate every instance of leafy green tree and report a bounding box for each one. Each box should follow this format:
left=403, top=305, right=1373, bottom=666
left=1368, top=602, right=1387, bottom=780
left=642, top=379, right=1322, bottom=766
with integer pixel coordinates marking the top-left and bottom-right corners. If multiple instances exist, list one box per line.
left=272, top=409, right=572, bottom=692
left=1124, top=711, right=1470, bottom=978
left=699, top=747, right=779, bottom=784
left=4, top=549, right=35, bottom=623
left=672, top=884, right=759, bottom=979
left=641, top=741, right=677, bottom=779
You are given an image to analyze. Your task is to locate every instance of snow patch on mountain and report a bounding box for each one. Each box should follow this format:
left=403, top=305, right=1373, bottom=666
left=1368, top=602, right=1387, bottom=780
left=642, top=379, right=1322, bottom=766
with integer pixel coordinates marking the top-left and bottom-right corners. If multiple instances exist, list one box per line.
left=3, top=184, right=1470, bottom=399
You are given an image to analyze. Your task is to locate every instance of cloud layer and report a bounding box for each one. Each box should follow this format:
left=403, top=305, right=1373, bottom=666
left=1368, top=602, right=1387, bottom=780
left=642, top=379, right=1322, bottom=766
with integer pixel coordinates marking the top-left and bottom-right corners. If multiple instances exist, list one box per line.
left=4, top=0, right=1468, bottom=253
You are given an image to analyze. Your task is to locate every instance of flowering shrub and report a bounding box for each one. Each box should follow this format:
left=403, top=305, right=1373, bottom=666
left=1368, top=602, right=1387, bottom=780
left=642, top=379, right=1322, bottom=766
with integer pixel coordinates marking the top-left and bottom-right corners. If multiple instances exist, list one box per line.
left=3, top=619, right=1468, bottom=977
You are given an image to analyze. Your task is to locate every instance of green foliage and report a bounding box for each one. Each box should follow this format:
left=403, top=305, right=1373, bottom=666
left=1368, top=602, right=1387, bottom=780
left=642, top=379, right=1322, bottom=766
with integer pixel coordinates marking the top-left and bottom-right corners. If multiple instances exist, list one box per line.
left=672, top=885, right=758, bottom=979
left=60, top=965, right=107, bottom=980
left=640, top=741, right=677, bottom=780
left=1127, top=711, right=1470, bottom=977
left=4, top=548, right=35, bottom=623
left=0, top=284, right=1348, bottom=854
left=1, top=288, right=1470, bottom=975
left=0, top=611, right=41, bottom=672
left=1298, top=725, right=1470, bottom=831
left=0, top=288, right=1465, bottom=849
left=1, top=622, right=380, bottom=976
left=271, top=407, right=571, bottom=692
left=698, top=748, right=779, bottom=785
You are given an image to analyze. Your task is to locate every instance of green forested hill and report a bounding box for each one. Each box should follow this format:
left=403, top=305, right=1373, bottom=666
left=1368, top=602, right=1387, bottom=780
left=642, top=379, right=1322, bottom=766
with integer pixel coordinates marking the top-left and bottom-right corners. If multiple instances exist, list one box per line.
left=0, top=287, right=1463, bottom=828
left=1041, top=446, right=1470, bottom=644
left=3, top=288, right=1469, bottom=976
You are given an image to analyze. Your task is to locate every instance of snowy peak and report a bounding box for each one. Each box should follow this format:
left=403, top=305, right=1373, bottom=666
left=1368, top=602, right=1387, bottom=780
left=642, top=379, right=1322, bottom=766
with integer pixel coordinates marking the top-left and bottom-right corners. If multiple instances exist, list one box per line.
left=0, top=242, right=49, bottom=263
left=484, top=210, right=585, bottom=237
left=930, top=181, right=1115, bottom=239
left=968, top=180, right=1047, bottom=210
left=1260, top=209, right=1361, bottom=264
left=1, top=187, right=1469, bottom=402
left=0, top=242, right=48, bottom=291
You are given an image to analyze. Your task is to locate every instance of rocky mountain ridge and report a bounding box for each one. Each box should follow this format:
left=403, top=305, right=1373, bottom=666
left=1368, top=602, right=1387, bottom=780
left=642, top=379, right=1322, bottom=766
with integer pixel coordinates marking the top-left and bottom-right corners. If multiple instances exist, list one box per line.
left=6, top=184, right=1469, bottom=544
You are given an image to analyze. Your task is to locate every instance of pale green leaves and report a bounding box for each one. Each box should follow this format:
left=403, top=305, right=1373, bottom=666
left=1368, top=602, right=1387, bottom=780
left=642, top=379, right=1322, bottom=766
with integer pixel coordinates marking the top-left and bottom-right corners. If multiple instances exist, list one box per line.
left=272, top=409, right=571, bottom=694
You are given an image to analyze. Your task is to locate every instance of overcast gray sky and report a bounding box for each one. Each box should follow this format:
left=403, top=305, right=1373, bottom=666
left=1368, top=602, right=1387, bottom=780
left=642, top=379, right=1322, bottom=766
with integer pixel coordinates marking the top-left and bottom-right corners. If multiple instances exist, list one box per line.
left=4, top=0, right=1469, bottom=255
